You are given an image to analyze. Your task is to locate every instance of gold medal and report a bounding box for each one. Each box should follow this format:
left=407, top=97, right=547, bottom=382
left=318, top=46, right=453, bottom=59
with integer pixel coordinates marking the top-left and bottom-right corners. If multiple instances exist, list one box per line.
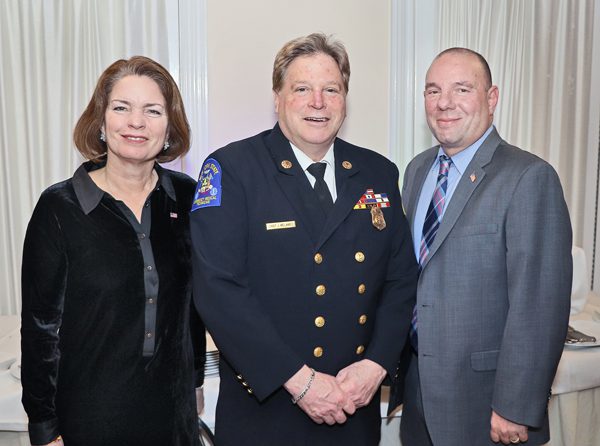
left=370, top=206, right=386, bottom=231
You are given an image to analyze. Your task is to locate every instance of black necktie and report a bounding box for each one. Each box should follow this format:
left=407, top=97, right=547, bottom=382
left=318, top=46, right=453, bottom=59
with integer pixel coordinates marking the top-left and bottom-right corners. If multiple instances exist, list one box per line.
left=307, top=162, right=334, bottom=214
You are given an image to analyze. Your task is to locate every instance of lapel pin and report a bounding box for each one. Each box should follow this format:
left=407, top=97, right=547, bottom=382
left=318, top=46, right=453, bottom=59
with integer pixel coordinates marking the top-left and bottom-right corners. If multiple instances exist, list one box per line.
left=470, top=173, right=477, bottom=183
left=342, top=161, right=352, bottom=170
left=281, top=160, right=292, bottom=169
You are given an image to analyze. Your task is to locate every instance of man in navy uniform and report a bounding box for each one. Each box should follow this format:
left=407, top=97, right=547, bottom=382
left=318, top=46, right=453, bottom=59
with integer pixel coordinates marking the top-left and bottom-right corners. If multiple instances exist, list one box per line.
left=190, top=33, right=417, bottom=445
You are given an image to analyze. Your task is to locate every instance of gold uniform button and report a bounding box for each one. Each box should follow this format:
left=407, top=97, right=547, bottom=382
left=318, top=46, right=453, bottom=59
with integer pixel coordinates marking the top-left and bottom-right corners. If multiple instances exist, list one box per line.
left=356, top=345, right=365, bottom=355
left=358, top=283, right=366, bottom=294
left=313, top=346, right=324, bottom=357
left=359, top=314, right=367, bottom=325
left=316, top=285, right=326, bottom=296
left=355, top=251, right=365, bottom=262
left=247, top=388, right=254, bottom=394
left=314, top=253, right=323, bottom=264
left=315, top=316, right=325, bottom=328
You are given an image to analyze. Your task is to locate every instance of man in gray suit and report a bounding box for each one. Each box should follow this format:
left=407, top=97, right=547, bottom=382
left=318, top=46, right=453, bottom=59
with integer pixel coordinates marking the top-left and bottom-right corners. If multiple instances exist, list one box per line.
left=397, top=48, right=572, bottom=445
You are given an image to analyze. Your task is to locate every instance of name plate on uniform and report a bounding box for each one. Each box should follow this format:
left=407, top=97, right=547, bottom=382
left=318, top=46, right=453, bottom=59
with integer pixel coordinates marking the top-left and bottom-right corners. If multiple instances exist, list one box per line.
left=266, top=221, right=296, bottom=231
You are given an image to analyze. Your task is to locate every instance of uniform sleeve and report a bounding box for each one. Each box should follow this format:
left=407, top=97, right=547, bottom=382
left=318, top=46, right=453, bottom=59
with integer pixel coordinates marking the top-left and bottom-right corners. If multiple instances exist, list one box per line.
left=364, top=164, right=418, bottom=376
left=190, top=154, right=304, bottom=401
left=21, top=196, right=67, bottom=445
left=492, top=161, right=572, bottom=427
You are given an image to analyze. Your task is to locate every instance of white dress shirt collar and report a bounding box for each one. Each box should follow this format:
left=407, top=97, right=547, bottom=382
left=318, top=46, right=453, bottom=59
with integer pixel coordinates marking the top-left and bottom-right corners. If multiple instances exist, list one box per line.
left=290, top=143, right=337, bottom=201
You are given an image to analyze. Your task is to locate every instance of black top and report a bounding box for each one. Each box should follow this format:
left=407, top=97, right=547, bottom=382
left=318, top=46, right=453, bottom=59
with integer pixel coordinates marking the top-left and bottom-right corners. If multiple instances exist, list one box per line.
left=113, top=195, right=159, bottom=356
left=21, top=161, right=204, bottom=445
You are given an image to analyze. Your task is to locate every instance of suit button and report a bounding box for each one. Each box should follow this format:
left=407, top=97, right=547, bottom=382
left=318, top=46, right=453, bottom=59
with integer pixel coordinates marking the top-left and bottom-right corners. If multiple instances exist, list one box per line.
left=355, top=251, right=365, bottom=262
left=358, top=314, right=367, bottom=325
left=315, top=285, right=326, bottom=296
left=358, top=284, right=366, bottom=294
left=315, top=316, right=325, bottom=327
left=314, top=253, right=323, bottom=264
left=313, top=346, right=324, bottom=357
left=356, top=345, right=365, bottom=355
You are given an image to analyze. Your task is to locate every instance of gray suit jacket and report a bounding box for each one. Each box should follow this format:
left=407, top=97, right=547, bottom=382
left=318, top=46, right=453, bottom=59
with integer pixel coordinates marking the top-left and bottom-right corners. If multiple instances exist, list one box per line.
left=401, top=128, right=572, bottom=445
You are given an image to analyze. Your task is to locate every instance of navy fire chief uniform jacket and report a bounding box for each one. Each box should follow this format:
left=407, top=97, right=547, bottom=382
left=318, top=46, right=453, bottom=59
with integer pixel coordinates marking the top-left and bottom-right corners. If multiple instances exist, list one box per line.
left=190, top=124, right=417, bottom=445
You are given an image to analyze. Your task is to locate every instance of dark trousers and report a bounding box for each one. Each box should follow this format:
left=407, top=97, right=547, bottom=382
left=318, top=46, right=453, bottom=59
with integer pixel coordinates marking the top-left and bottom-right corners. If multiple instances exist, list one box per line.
left=400, top=353, right=434, bottom=446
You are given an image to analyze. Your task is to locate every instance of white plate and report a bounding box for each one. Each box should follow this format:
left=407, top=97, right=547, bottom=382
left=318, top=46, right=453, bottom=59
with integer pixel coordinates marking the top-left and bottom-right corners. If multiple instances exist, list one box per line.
left=9, top=361, right=20, bottom=380
left=0, top=351, right=17, bottom=370
left=565, top=320, right=600, bottom=348
left=565, top=341, right=600, bottom=348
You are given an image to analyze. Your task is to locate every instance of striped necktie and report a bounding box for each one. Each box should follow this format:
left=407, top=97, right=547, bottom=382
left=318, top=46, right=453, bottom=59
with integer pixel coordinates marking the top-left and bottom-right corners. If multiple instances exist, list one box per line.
left=418, top=154, right=452, bottom=265
left=410, top=154, right=452, bottom=350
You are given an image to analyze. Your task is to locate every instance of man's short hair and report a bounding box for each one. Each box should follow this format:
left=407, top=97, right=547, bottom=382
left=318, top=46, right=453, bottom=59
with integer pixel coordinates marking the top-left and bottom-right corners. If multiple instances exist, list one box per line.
left=435, top=47, right=493, bottom=90
left=272, top=33, right=350, bottom=93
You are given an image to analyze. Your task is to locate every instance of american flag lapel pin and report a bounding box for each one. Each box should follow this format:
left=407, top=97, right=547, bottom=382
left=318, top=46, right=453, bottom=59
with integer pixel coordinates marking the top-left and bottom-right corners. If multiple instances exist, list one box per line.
left=170, top=212, right=178, bottom=219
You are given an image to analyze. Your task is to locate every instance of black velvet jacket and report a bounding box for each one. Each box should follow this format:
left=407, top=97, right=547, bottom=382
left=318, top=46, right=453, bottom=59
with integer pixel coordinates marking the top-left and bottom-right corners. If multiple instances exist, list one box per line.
left=21, top=161, right=204, bottom=445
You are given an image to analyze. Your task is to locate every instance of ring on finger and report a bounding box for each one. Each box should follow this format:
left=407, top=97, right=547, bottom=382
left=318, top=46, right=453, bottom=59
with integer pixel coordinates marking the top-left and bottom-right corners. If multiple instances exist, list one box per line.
left=510, top=437, right=520, bottom=444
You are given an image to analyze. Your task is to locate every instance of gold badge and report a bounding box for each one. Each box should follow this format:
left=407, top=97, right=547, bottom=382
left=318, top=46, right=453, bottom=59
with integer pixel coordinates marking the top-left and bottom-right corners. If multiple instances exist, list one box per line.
left=470, top=173, right=477, bottom=183
left=281, top=160, right=292, bottom=169
left=342, top=160, right=352, bottom=170
left=370, top=206, right=386, bottom=231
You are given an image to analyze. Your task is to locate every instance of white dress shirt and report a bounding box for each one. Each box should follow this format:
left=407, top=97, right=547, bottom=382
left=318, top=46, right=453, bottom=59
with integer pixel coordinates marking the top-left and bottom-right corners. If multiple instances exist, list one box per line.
left=412, top=125, right=494, bottom=259
left=290, top=143, right=337, bottom=202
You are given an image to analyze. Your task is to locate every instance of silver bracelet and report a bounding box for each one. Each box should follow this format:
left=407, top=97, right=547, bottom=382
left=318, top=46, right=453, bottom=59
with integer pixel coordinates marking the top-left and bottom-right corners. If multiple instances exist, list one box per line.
left=291, top=368, right=315, bottom=404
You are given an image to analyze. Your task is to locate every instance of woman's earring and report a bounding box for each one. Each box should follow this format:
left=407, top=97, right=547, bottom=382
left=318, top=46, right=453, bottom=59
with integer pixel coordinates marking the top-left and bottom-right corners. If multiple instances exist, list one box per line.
left=100, top=131, right=106, bottom=142
left=163, top=141, right=170, bottom=151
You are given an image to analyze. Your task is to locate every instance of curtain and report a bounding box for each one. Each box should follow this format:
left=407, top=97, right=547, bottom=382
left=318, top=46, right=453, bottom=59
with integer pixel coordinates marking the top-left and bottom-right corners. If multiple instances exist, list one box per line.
left=436, top=0, right=596, bottom=251
left=0, top=0, right=172, bottom=315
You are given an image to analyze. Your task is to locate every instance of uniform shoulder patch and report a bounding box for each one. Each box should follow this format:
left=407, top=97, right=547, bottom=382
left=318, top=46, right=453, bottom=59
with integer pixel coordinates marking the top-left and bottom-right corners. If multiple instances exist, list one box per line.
left=191, top=158, right=222, bottom=211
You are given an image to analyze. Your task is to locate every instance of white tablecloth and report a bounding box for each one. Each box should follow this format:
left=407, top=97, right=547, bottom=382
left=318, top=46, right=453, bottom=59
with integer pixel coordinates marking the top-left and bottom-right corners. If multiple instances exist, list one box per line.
left=0, top=316, right=26, bottom=431
left=546, top=386, right=600, bottom=446
left=552, top=295, right=600, bottom=395
left=543, top=294, right=600, bottom=446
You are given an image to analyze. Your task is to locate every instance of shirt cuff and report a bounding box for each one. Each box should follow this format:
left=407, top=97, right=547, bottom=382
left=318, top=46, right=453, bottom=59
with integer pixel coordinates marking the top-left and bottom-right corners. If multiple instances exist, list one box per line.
left=28, top=417, right=60, bottom=445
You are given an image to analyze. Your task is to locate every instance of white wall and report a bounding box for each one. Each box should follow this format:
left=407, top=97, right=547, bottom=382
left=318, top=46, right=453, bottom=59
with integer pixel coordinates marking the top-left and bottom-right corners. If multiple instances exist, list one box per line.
left=205, top=0, right=391, bottom=156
